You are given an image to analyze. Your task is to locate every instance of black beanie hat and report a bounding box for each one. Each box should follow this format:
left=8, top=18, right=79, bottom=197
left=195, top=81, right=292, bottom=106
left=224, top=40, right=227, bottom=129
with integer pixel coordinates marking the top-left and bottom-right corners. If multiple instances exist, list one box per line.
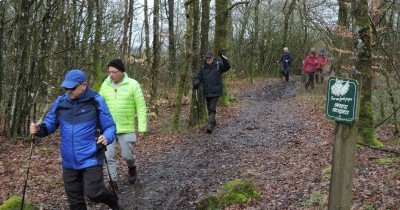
left=108, top=58, right=125, bottom=72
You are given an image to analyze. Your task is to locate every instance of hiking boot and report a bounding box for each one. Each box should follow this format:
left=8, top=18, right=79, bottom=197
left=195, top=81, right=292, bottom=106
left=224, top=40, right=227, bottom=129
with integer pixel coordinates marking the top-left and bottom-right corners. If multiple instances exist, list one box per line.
left=206, top=124, right=213, bottom=133
left=206, top=112, right=216, bottom=133
left=108, top=180, right=119, bottom=192
left=110, top=193, right=120, bottom=210
left=128, top=166, right=137, bottom=184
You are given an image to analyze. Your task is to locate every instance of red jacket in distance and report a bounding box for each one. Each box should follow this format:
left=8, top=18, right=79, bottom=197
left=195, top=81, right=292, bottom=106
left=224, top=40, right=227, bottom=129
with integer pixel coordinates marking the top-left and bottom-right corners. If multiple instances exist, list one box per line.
left=316, top=55, right=329, bottom=69
left=302, top=53, right=318, bottom=73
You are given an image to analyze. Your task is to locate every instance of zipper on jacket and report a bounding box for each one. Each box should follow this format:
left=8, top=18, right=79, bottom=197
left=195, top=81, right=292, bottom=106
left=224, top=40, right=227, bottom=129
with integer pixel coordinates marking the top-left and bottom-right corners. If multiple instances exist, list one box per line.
left=72, top=101, right=77, bottom=168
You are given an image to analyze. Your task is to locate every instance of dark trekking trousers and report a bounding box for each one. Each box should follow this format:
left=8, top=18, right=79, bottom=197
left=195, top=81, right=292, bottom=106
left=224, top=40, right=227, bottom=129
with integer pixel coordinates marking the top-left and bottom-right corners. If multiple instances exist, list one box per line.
left=206, top=96, right=218, bottom=127
left=63, top=165, right=118, bottom=210
left=281, top=65, right=290, bottom=82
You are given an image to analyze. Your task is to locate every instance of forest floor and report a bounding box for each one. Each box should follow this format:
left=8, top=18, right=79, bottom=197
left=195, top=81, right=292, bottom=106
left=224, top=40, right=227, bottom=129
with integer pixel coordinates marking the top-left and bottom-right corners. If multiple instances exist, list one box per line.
left=1, top=77, right=399, bottom=210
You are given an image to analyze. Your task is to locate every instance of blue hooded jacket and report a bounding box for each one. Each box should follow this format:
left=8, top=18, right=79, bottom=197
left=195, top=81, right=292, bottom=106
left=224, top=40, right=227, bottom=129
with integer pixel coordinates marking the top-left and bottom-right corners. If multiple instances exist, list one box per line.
left=37, top=88, right=116, bottom=169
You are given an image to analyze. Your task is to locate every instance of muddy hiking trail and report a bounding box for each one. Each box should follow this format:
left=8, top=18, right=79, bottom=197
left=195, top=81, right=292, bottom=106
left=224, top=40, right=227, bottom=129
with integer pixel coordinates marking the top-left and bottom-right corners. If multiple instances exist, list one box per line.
left=2, top=78, right=398, bottom=209
left=112, top=77, right=332, bottom=210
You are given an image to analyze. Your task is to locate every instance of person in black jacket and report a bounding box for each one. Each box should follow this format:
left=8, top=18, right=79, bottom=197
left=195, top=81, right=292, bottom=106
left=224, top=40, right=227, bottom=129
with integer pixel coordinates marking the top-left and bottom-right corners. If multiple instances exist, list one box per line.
left=277, top=47, right=292, bottom=82
left=193, top=51, right=231, bottom=133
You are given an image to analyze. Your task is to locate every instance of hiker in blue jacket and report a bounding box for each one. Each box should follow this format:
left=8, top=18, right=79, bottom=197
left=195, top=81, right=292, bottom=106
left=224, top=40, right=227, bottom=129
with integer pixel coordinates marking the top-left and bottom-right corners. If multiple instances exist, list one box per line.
left=30, top=69, right=119, bottom=210
left=193, top=51, right=231, bottom=133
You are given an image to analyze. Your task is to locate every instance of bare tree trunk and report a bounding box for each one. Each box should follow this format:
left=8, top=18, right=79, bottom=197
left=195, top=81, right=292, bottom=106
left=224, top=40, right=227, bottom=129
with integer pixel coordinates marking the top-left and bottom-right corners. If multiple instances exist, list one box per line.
left=167, top=0, right=177, bottom=87
left=121, top=0, right=134, bottom=55
left=0, top=0, right=5, bottom=106
left=92, top=0, right=104, bottom=91
left=252, top=0, right=261, bottom=83
left=144, top=0, right=151, bottom=64
left=150, top=0, right=160, bottom=115
left=235, top=4, right=250, bottom=70
left=81, top=1, right=93, bottom=60
left=8, top=0, right=35, bottom=137
left=282, top=0, right=296, bottom=47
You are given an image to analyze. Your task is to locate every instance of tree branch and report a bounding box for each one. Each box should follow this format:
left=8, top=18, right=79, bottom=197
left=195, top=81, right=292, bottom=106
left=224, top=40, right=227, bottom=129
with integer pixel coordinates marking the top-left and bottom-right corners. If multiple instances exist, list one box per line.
left=226, top=1, right=250, bottom=12
left=357, top=142, right=400, bottom=156
left=184, top=0, right=195, bottom=7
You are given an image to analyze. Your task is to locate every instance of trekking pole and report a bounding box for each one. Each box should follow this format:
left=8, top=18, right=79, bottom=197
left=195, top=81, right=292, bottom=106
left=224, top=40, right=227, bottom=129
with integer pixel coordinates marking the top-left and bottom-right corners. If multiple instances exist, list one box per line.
left=97, top=140, right=117, bottom=195
left=21, top=103, right=50, bottom=210
left=195, top=89, right=200, bottom=126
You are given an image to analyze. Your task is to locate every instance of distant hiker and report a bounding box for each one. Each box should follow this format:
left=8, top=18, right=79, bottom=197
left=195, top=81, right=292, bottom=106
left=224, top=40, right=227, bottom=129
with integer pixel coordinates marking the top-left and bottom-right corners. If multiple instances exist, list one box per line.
left=29, top=69, right=119, bottom=210
left=302, top=48, right=318, bottom=90
left=315, top=48, right=329, bottom=83
left=193, top=51, right=231, bottom=133
left=277, top=47, right=292, bottom=82
left=99, top=58, right=147, bottom=190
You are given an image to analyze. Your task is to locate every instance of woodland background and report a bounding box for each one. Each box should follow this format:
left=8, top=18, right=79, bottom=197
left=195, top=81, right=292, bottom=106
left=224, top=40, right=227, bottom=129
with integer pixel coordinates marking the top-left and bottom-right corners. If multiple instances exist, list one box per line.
left=1, top=0, right=400, bottom=209
left=0, top=0, right=399, bottom=176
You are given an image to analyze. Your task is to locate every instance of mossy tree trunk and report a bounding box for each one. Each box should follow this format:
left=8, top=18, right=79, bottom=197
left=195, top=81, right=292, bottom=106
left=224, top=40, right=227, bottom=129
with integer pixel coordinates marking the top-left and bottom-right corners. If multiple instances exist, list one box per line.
left=352, top=0, right=377, bottom=146
left=332, top=0, right=351, bottom=78
left=189, top=0, right=210, bottom=127
left=171, top=0, right=195, bottom=130
left=92, top=0, right=104, bottom=91
left=215, top=0, right=230, bottom=105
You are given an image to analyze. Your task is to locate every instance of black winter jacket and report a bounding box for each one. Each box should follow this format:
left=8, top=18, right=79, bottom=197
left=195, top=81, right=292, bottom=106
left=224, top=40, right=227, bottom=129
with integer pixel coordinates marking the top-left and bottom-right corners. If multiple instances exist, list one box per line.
left=193, top=56, right=231, bottom=97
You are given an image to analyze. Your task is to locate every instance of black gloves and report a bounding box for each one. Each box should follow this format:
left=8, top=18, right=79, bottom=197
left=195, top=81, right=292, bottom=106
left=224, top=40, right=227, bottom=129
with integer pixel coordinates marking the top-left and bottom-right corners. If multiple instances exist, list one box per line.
left=193, top=79, right=200, bottom=89
left=218, top=51, right=228, bottom=60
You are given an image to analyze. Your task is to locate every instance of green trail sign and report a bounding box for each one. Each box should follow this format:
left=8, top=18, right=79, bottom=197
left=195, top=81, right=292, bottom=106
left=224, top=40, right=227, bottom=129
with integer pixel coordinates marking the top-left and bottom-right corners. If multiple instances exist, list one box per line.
left=326, top=77, right=359, bottom=124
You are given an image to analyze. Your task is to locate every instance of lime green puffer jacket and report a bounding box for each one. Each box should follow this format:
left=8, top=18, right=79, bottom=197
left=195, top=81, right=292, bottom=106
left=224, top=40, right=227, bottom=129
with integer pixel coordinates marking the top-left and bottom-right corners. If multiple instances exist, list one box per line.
left=99, top=73, right=147, bottom=134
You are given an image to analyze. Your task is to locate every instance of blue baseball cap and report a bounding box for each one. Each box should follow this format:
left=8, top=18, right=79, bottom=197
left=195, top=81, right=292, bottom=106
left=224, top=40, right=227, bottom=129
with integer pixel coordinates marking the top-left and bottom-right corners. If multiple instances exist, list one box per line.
left=60, top=69, right=87, bottom=88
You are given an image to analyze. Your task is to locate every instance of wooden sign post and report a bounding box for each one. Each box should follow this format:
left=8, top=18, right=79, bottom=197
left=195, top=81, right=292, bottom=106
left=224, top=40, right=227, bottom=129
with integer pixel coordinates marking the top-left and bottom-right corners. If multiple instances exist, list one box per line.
left=326, top=77, right=359, bottom=210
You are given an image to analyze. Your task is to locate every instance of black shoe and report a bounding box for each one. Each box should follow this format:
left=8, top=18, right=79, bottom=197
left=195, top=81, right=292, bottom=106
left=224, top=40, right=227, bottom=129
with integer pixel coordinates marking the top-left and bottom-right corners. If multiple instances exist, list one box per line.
left=108, top=180, right=119, bottom=192
left=108, top=191, right=120, bottom=210
left=206, top=124, right=214, bottom=133
left=128, top=166, right=137, bottom=184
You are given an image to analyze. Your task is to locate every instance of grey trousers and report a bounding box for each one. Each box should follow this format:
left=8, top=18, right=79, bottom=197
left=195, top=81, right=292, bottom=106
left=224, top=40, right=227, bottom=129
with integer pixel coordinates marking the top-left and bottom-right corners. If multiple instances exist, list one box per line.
left=105, top=133, right=137, bottom=181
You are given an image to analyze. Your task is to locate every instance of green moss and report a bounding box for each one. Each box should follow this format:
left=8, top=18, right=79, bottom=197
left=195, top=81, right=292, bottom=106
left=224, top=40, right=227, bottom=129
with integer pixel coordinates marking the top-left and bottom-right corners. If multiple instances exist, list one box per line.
left=196, top=193, right=222, bottom=210
left=376, top=157, right=396, bottom=164
left=369, top=138, right=384, bottom=147
left=322, top=165, right=332, bottom=179
left=357, top=134, right=383, bottom=148
left=196, top=178, right=260, bottom=209
left=0, top=195, right=38, bottom=210
left=301, top=191, right=324, bottom=208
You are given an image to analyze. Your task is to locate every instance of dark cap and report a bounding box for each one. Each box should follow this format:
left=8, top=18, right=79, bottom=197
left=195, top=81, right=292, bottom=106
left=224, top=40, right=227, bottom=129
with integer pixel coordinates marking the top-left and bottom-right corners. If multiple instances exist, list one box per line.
left=108, top=58, right=125, bottom=72
left=60, top=69, right=87, bottom=88
left=204, top=51, right=214, bottom=58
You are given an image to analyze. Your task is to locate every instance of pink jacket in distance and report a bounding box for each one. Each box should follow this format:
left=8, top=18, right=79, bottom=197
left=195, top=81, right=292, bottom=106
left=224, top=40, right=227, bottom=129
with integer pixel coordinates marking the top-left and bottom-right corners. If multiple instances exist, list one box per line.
left=316, top=55, right=328, bottom=69
left=302, top=54, right=318, bottom=73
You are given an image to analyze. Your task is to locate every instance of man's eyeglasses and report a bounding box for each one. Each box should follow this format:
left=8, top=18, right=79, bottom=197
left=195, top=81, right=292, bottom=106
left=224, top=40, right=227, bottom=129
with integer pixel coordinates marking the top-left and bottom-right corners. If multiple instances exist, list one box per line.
left=64, top=83, right=82, bottom=91
left=205, top=57, right=212, bottom=59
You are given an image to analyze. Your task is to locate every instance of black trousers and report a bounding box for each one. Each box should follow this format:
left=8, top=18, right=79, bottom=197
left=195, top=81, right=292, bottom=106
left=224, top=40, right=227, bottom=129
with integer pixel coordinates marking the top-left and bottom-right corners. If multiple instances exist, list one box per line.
left=281, top=65, right=290, bottom=82
left=63, top=165, right=117, bottom=210
left=206, top=96, right=219, bottom=114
